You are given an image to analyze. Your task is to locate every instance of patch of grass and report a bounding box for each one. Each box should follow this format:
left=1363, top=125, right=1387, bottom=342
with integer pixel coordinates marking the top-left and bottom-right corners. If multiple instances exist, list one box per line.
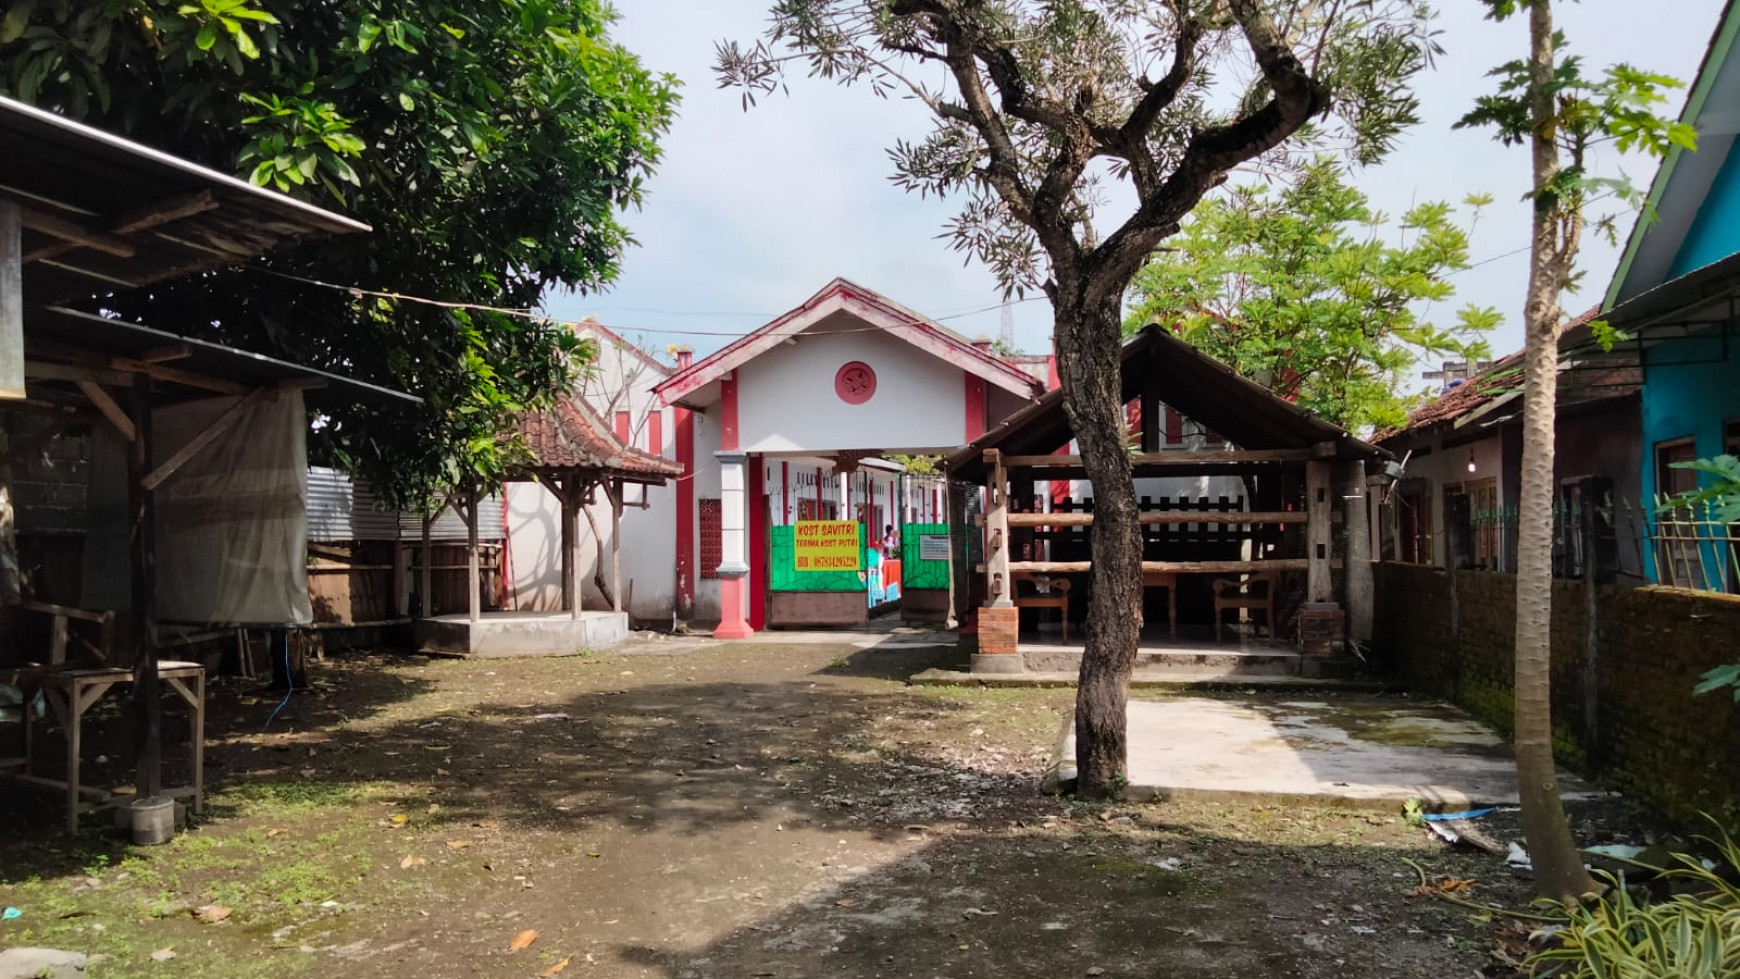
left=213, top=781, right=356, bottom=817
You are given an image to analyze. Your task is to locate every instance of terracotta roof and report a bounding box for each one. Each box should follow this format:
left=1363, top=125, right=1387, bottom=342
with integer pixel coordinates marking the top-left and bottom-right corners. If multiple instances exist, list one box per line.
left=517, top=395, right=680, bottom=483
left=1375, top=307, right=1636, bottom=444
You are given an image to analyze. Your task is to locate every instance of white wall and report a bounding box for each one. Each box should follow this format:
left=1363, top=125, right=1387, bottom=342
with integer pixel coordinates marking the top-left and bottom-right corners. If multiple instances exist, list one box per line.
left=736, top=311, right=974, bottom=453
left=507, top=324, right=679, bottom=622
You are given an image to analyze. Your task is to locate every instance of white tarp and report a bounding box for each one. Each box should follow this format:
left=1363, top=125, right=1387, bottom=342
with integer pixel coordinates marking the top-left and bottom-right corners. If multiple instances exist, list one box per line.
left=83, top=389, right=311, bottom=625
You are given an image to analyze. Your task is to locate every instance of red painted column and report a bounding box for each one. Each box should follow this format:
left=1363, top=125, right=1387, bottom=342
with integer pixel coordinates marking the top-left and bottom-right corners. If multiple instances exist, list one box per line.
left=714, top=370, right=754, bottom=639
left=964, top=373, right=987, bottom=442
left=781, top=461, right=790, bottom=525
left=748, top=455, right=767, bottom=631
left=674, top=422, right=696, bottom=620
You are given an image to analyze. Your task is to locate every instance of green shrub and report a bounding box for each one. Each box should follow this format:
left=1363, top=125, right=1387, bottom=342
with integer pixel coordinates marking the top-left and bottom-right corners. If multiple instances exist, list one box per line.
left=1528, top=828, right=1740, bottom=977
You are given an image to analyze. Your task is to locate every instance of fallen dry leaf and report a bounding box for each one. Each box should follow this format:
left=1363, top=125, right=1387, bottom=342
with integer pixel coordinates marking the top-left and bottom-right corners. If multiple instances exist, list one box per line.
left=400, top=855, right=426, bottom=869
left=427, top=804, right=441, bottom=814
left=834, top=899, right=857, bottom=909
left=265, top=828, right=285, bottom=838
left=474, top=819, right=501, bottom=830
left=538, top=956, right=572, bottom=977
left=151, top=948, right=177, bottom=962
left=192, top=905, right=232, bottom=924
left=509, top=929, right=539, bottom=952
left=445, top=840, right=472, bottom=850
left=389, top=813, right=409, bottom=826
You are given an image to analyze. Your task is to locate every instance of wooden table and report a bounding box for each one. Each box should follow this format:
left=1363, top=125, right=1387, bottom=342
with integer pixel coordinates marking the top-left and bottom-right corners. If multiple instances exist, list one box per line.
left=1014, top=570, right=1181, bottom=641
left=3, top=662, right=205, bottom=834
left=1142, top=571, right=1180, bottom=641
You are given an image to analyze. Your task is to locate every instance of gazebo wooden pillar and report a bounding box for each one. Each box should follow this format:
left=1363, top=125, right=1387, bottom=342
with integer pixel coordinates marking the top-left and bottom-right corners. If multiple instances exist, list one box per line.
left=973, top=449, right=1021, bottom=673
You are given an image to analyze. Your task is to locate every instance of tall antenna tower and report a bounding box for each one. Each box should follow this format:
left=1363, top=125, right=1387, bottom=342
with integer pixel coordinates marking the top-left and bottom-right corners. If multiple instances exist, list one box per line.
left=999, top=301, right=1015, bottom=352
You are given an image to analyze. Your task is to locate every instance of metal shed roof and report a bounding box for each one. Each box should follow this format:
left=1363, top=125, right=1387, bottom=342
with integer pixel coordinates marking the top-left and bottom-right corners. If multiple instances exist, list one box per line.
left=0, top=96, right=369, bottom=301
left=26, top=305, right=418, bottom=409
left=948, top=325, right=1383, bottom=481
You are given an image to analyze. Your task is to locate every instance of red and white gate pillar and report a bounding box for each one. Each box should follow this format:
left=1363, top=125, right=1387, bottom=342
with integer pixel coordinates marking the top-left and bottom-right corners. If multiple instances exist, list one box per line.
left=714, top=450, right=754, bottom=639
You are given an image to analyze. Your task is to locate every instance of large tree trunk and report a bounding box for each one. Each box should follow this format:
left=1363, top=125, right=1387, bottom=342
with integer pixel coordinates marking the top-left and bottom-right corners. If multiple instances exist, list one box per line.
left=1054, top=292, right=1143, bottom=798
left=1514, top=0, right=1597, bottom=904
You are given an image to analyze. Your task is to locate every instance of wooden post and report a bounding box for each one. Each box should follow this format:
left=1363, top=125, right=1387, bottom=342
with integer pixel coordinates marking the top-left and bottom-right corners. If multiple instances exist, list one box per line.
left=128, top=376, right=162, bottom=800
left=1305, top=460, right=1333, bottom=604
left=560, top=475, right=579, bottom=620
left=609, top=478, right=623, bottom=614
left=0, top=202, right=22, bottom=399
left=419, top=508, right=434, bottom=617
left=1341, top=461, right=1374, bottom=643
left=390, top=537, right=407, bottom=617
left=465, top=484, right=481, bottom=625
left=985, top=450, right=1011, bottom=608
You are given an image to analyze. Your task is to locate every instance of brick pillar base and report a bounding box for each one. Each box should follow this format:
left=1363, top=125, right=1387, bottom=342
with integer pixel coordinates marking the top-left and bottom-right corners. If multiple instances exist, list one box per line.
left=971, top=605, right=1022, bottom=674
left=1298, top=602, right=1349, bottom=677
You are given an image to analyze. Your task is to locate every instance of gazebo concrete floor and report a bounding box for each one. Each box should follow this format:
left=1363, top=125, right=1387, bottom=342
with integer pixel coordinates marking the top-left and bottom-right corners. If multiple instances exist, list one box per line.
left=1047, top=696, right=1600, bottom=809
left=415, top=610, right=629, bottom=658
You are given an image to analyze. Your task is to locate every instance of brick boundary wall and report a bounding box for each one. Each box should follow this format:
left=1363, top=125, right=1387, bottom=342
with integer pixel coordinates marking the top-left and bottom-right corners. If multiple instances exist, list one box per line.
left=1375, top=562, right=1740, bottom=827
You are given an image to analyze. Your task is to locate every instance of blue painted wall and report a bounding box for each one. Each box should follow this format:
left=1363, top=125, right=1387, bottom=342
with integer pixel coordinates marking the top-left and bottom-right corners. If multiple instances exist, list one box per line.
left=1639, top=330, right=1739, bottom=581
left=1671, top=142, right=1740, bottom=277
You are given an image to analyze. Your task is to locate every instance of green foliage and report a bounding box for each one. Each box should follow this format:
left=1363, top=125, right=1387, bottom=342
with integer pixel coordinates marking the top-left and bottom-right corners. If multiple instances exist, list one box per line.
left=888, top=454, right=942, bottom=475
left=1669, top=454, right=1740, bottom=702
left=0, top=0, right=677, bottom=507
left=1456, top=23, right=1694, bottom=225
left=716, top=0, right=1439, bottom=298
left=1669, top=455, right=1740, bottom=524
left=1124, top=160, right=1496, bottom=432
left=1526, top=826, right=1740, bottom=977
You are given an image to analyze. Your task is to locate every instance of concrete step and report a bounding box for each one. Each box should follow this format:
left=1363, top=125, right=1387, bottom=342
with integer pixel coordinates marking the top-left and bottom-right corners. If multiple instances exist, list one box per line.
left=1133, top=648, right=1299, bottom=676
left=1023, top=645, right=1300, bottom=676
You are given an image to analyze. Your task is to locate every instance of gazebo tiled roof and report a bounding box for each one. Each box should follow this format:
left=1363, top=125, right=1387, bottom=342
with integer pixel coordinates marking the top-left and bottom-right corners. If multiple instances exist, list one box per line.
left=518, top=395, right=680, bottom=484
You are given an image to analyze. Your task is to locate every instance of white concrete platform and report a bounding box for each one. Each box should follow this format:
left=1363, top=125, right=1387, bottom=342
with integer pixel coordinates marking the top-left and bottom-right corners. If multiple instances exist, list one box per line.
left=1053, top=697, right=1599, bottom=808
left=415, top=610, right=629, bottom=658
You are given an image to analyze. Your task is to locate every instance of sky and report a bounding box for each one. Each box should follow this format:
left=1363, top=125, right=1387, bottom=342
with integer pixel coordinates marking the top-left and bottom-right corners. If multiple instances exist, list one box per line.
left=544, top=0, right=1727, bottom=373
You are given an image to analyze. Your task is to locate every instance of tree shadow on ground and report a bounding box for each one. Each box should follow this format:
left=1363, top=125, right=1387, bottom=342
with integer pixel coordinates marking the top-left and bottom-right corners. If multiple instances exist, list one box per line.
left=0, top=644, right=1546, bottom=978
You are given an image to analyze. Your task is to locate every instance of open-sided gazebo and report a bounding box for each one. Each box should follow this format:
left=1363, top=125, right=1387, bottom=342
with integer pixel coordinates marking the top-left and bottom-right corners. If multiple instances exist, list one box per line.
left=413, top=394, right=680, bottom=656
left=946, top=325, right=1388, bottom=676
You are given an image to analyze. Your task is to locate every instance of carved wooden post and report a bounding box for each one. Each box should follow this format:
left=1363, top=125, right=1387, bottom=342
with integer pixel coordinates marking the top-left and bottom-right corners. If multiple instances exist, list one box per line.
left=1305, top=460, right=1334, bottom=604
left=1341, top=461, right=1373, bottom=644
left=973, top=449, right=1021, bottom=674
left=985, top=450, right=1011, bottom=609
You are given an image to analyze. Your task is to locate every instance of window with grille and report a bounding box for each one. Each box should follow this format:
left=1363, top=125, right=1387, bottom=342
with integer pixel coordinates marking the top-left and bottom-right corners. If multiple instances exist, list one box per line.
left=699, top=499, right=721, bottom=579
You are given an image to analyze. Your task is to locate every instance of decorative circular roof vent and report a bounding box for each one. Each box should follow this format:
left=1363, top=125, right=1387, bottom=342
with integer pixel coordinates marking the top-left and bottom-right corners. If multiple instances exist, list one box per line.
left=834, top=361, right=877, bottom=405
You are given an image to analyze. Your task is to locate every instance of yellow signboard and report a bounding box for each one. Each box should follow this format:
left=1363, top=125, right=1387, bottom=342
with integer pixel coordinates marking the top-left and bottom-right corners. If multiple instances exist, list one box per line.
left=793, top=521, right=861, bottom=571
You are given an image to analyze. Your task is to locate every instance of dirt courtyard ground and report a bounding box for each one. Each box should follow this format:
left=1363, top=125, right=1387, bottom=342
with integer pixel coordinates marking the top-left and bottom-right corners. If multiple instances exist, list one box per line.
left=0, top=637, right=1615, bottom=978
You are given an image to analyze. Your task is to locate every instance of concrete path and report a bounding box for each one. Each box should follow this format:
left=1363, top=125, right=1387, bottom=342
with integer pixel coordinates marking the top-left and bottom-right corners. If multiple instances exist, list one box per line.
left=1055, top=697, right=1599, bottom=808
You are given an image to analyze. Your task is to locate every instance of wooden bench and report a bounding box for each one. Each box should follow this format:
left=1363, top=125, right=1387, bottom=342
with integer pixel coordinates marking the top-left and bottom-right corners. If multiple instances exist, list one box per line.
left=1013, top=574, right=1071, bottom=641
left=1211, top=572, right=1278, bottom=644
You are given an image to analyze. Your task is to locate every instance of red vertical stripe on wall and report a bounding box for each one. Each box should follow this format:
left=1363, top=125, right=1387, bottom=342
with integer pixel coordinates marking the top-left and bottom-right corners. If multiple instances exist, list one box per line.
left=719, top=370, right=740, bottom=451
left=647, top=410, right=663, bottom=457
left=781, top=461, right=790, bottom=526
left=614, top=410, right=631, bottom=444
left=963, top=374, right=987, bottom=442
left=1165, top=406, right=1184, bottom=445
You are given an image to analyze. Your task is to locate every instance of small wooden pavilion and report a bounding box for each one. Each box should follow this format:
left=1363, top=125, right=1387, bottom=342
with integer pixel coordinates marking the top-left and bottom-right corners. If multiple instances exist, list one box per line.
left=946, top=325, right=1388, bottom=675
left=413, top=394, right=679, bottom=656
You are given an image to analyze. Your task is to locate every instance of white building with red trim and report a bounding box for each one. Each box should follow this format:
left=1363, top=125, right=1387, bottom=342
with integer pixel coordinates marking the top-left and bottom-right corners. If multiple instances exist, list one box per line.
left=505, top=279, right=1049, bottom=633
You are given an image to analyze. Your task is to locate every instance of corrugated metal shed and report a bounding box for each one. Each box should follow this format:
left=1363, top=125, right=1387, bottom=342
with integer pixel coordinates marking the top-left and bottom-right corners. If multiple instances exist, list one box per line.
left=305, top=467, right=502, bottom=543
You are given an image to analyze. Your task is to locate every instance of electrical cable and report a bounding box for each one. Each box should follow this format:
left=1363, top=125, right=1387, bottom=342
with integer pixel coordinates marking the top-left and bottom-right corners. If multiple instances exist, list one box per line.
left=260, top=629, right=294, bottom=733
